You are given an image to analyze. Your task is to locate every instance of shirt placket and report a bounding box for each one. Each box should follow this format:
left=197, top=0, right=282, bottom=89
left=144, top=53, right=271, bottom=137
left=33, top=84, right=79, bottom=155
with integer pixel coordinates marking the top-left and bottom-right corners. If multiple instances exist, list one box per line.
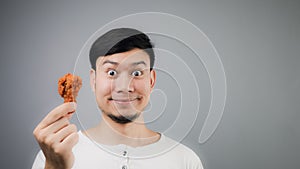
left=120, top=146, right=130, bottom=169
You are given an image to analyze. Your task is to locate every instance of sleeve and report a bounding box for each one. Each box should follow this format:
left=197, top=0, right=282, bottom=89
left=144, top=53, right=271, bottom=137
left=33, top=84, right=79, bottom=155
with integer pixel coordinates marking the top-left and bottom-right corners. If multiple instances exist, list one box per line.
left=183, top=146, right=204, bottom=169
left=192, top=155, right=204, bottom=169
left=31, top=150, right=45, bottom=169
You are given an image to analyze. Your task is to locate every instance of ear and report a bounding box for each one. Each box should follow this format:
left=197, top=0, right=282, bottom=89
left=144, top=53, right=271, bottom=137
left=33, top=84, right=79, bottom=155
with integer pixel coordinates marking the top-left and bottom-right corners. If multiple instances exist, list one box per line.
left=90, top=69, right=96, bottom=92
left=150, top=69, right=156, bottom=91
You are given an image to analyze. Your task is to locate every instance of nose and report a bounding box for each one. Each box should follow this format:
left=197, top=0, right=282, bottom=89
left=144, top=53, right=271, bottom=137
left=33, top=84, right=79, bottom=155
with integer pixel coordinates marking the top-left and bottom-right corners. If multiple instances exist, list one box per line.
left=114, top=73, right=134, bottom=93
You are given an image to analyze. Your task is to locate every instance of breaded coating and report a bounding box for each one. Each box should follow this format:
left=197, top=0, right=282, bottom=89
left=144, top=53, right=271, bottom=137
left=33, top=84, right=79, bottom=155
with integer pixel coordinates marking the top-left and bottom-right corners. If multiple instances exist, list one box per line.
left=58, top=73, right=82, bottom=102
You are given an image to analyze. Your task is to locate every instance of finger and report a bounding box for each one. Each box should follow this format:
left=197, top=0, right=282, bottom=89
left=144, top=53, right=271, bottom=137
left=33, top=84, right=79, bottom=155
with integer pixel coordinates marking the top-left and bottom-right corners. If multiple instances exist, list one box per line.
left=45, top=117, right=70, bottom=134
left=34, top=117, right=70, bottom=143
left=54, top=124, right=77, bottom=143
left=52, top=132, right=79, bottom=157
left=61, top=132, right=79, bottom=150
left=64, top=111, right=75, bottom=120
left=38, top=102, right=77, bottom=129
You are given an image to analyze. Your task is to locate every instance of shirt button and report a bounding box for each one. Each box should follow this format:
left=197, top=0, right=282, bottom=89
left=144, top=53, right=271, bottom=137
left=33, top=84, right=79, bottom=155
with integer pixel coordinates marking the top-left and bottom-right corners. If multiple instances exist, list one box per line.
left=122, top=165, right=127, bottom=169
left=123, top=151, right=127, bottom=156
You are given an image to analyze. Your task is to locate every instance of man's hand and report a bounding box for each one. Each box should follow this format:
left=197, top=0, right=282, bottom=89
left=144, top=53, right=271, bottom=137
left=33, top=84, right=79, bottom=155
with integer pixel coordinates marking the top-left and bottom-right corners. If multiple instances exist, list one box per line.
left=33, top=102, right=79, bottom=169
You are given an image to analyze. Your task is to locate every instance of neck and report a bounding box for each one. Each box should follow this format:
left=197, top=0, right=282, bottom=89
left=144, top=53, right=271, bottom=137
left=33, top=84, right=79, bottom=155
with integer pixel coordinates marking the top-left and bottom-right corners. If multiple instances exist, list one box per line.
left=84, top=114, right=160, bottom=147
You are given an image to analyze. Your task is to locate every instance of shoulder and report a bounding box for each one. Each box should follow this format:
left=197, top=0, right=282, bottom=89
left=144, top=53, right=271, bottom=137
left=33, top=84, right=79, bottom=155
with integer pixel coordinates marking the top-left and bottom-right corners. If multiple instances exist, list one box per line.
left=72, top=130, right=105, bottom=155
left=162, top=135, right=204, bottom=169
left=31, top=150, right=45, bottom=169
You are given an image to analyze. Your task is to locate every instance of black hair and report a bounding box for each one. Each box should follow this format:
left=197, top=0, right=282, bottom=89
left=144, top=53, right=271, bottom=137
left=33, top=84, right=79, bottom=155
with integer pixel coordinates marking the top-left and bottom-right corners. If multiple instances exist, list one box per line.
left=89, top=28, right=155, bottom=70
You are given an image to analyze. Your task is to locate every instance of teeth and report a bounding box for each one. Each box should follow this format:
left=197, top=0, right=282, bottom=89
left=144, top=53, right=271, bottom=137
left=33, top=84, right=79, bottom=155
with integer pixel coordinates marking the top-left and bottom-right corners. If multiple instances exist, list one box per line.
left=108, top=97, right=141, bottom=101
left=115, top=99, right=135, bottom=101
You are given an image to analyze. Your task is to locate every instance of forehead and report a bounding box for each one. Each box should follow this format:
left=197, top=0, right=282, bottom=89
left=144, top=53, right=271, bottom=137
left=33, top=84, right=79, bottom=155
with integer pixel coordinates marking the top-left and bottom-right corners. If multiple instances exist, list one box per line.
left=96, top=48, right=150, bottom=68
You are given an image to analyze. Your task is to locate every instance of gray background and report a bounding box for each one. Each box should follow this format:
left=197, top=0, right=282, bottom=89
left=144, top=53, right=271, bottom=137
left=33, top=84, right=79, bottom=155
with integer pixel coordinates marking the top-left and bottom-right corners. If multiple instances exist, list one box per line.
left=0, top=0, right=299, bottom=169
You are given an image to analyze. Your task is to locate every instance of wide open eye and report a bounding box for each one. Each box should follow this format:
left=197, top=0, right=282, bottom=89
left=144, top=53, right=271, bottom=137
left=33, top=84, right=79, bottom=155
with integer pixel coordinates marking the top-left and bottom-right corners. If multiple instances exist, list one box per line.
left=107, top=70, right=117, bottom=76
left=132, top=70, right=143, bottom=77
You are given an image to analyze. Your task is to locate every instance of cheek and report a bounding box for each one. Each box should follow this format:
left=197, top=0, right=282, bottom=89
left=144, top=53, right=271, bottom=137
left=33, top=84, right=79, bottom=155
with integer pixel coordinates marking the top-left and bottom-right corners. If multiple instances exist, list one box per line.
left=134, top=79, right=151, bottom=94
left=95, top=78, right=112, bottom=96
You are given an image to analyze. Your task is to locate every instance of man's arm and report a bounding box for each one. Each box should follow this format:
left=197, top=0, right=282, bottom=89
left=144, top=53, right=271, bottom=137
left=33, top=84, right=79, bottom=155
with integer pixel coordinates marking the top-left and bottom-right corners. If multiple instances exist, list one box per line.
left=32, top=102, right=79, bottom=169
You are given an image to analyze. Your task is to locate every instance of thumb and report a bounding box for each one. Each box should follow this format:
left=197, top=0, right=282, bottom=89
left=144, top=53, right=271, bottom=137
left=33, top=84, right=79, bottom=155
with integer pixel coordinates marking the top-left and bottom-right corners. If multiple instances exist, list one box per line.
left=64, top=102, right=77, bottom=119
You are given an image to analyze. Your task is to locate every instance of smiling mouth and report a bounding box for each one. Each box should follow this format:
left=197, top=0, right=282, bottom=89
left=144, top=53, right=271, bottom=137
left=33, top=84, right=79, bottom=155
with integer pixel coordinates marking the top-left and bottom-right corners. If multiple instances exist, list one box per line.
left=108, top=97, right=141, bottom=102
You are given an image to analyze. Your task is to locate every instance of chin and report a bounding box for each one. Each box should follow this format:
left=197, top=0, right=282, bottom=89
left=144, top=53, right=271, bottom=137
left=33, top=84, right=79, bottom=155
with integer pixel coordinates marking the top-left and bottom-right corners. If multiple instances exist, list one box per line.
left=115, top=109, right=141, bottom=118
left=107, top=112, right=140, bottom=124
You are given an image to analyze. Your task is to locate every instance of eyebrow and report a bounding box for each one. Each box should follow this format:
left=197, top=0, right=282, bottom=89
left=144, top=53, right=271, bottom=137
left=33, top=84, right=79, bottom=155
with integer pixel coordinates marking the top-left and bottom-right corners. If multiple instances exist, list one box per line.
left=131, top=61, right=147, bottom=66
left=102, top=60, right=147, bottom=66
left=102, top=60, right=119, bottom=66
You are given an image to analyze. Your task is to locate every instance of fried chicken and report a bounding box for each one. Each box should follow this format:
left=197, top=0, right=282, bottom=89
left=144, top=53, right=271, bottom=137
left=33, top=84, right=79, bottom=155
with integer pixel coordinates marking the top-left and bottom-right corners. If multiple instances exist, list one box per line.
left=58, top=73, right=82, bottom=103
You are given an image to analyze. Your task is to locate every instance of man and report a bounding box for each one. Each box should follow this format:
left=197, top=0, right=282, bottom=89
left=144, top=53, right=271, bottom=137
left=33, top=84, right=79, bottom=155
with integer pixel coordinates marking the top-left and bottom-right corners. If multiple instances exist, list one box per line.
left=32, top=28, right=204, bottom=169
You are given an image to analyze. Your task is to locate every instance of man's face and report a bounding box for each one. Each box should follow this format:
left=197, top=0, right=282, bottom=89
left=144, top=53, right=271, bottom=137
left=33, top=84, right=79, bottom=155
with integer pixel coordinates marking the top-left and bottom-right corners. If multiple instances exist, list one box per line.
left=90, top=48, right=156, bottom=123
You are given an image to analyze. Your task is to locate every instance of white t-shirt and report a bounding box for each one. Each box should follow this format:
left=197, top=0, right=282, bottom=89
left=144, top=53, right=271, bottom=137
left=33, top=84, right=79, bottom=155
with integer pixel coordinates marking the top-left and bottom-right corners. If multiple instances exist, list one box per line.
left=32, top=131, right=203, bottom=169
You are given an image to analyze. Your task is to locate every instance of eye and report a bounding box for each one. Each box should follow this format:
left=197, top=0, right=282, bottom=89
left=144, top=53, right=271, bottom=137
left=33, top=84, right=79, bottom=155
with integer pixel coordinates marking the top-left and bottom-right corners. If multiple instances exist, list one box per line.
left=107, top=70, right=117, bottom=76
left=132, top=70, right=142, bottom=76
